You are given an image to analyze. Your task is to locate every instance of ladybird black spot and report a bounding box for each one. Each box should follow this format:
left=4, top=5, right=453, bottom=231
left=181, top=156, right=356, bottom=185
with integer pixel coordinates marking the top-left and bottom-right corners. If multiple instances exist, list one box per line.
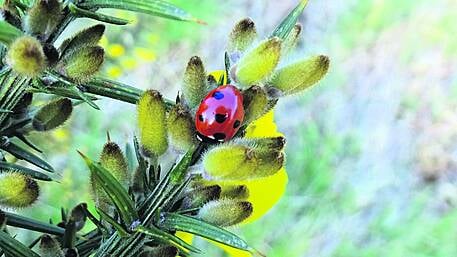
left=233, top=120, right=241, bottom=128
left=213, top=133, right=226, bottom=140
left=212, top=91, right=224, bottom=100
left=215, top=113, right=227, bottom=123
left=198, top=114, right=204, bottom=122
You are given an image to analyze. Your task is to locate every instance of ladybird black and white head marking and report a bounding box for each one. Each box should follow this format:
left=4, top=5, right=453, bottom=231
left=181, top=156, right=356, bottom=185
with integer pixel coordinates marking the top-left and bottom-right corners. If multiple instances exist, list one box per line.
left=195, top=85, right=245, bottom=143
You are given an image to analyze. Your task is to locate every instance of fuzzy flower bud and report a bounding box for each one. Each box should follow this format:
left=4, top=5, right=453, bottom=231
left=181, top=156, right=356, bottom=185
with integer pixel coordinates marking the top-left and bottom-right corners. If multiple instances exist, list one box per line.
left=32, top=98, right=72, bottom=131
left=235, top=37, right=281, bottom=87
left=69, top=203, right=87, bottom=232
left=167, top=102, right=196, bottom=151
left=242, top=85, right=269, bottom=124
left=140, top=246, right=178, bottom=257
left=220, top=184, right=249, bottom=200
left=100, top=142, right=129, bottom=186
left=7, top=36, right=46, bottom=77
left=182, top=56, right=208, bottom=108
left=137, top=90, right=168, bottom=156
left=24, top=0, right=62, bottom=35
left=182, top=185, right=221, bottom=209
left=282, top=23, right=302, bottom=56
left=0, top=172, right=39, bottom=208
left=271, top=55, right=330, bottom=95
left=227, top=18, right=257, bottom=53
left=91, top=142, right=129, bottom=211
left=202, top=143, right=284, bottom=181
left=59, top=24, right=105, bottom=59
left=59, top=46, right=104, bottom=82
left=198, top=199, right=253, bottom=227
left=39, top=234, right=64, bottom=257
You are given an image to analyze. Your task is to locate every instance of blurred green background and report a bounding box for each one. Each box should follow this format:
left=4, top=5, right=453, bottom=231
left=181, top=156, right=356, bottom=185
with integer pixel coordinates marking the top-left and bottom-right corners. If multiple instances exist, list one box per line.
left=15, top=0, right=457, bottom=256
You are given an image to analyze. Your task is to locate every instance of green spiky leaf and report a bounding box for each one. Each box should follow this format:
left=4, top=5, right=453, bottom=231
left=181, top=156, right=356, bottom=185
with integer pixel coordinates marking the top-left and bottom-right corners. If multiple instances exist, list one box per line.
left=2, top=210, right=65, bottom=236
left=159, top=212, right=252, bottom=251
left=270, top=0, right=308, bottom=40
left=0, top=161, right=52, bottom=181
left=135, top=225, right=201, bottom=253
left=0, top=140, right=54, bottom=172
left=0, top=21, right=23, bottom=46
left=69, top=3, right=129, bottom=25
left=78, top=0, right=204, bottom=24
left=96, top=207, right=129, bottom=237
left=0, top=230, right=40, bottom=257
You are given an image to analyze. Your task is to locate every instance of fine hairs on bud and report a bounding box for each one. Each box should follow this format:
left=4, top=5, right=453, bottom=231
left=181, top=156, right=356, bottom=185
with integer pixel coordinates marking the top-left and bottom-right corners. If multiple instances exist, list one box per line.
left=24, top=0, right=62, bottom=36
left=91, top=142, right=129, bottom=212
left=137, top=90, right=168, bottom=156
left=235, top=37, right=282, bottom=87
left=7, top=36, right=46, bottom=77
left=228, top=17, right=257, bottom=53
left=203, top=142, right=285, bottom=181
left=198, top=198, right=253, bottom=227
left=182, top=56, right=208, bottom=108
left=39, top=234, right=64, bottom=257
left=220, top=184, right=250, bottom=200
left=167, top=102, right=197, bottom=151
left=182, top=185, right=221, bottom=209
left=59, top=24, right=106, bottom=59
left=139, top=246, right=178, bottom=257
left=58, top=46, right=105, bottom=82
left=100, top=141, right=129, bottom=186
left=69, top=203, right=87, bottom=232
left=271, top=55, right=330, bottom=95
left=282, top=23, right=302, bottom=56
left=32, top=97, right=73, bottom=131
left=0, top=172, right=39, bottom=208
left=242, top=85, right=269, bottom=124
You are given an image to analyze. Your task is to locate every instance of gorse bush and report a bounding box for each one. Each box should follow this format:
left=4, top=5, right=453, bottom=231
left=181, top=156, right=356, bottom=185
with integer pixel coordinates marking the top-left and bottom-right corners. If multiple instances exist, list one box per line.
left=0, top=0, right=329, bottom=256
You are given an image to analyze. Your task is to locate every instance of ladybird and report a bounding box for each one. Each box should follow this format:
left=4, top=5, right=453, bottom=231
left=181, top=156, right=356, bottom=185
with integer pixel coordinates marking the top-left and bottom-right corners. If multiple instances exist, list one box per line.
left=195, top=85, right=244, bottom=142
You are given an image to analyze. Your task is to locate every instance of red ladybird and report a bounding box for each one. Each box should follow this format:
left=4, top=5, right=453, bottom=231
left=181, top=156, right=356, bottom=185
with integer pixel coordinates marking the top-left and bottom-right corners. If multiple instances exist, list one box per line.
left=195, top=85, right=244, bottom=142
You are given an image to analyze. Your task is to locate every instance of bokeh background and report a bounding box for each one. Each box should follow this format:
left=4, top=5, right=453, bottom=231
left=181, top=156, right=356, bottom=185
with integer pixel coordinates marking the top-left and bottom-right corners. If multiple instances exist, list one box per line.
left=15, top=0, right=457, bottom=256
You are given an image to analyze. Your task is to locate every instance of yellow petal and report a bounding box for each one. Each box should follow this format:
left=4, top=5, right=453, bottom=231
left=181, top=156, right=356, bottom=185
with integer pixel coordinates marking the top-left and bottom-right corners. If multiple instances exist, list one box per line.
left=208, top=70, right=228, bottom=85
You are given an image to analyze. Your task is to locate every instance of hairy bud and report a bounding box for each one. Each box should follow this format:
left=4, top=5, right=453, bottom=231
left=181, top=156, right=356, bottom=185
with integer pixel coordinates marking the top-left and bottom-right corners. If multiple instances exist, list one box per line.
left=228, top=18, right=257, bottom=53
left=32, top=98, right=72, bottom=131
left=235, top=37, right=281, bottom=87
left=282, top=23, right=302, bottom=56
left=271, top=55, right=330, bottom=95
left=24, top=0, right=62, bottom=36
left=100, top=142, right=129, bottom=186
left=7, top=36, right=46, bottom=77
left=182, top=185, right=221, bottom=209
left=182, top=56, right=208, bottom=108
left=167, top=103, right=196, bottom=151
left=198, top=199, right=253, bottom=227
left=59, top=24, right=105, bottom=59
left=137, top=90, right=168, bottom=156
left=203, top=143, right=284, bottom=181
left=0, top=172, right=39, bottom=208
left=220, top=184, right=249, bottom=200
left=39, top=234, right=64, bottom=257
left=140, top=246, right=178, bottom=257
left=242, top=85, right=269, bottom=124
left=69, top=203, right=87, bottom=232
left=59, top=46, right=104, bottom=82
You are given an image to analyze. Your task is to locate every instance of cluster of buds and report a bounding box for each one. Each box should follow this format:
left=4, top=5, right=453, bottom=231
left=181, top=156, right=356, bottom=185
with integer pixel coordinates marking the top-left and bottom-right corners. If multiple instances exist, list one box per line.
left=2, top=0, right=104, bottom=79
left=129, top=15, right=330, bottom=229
